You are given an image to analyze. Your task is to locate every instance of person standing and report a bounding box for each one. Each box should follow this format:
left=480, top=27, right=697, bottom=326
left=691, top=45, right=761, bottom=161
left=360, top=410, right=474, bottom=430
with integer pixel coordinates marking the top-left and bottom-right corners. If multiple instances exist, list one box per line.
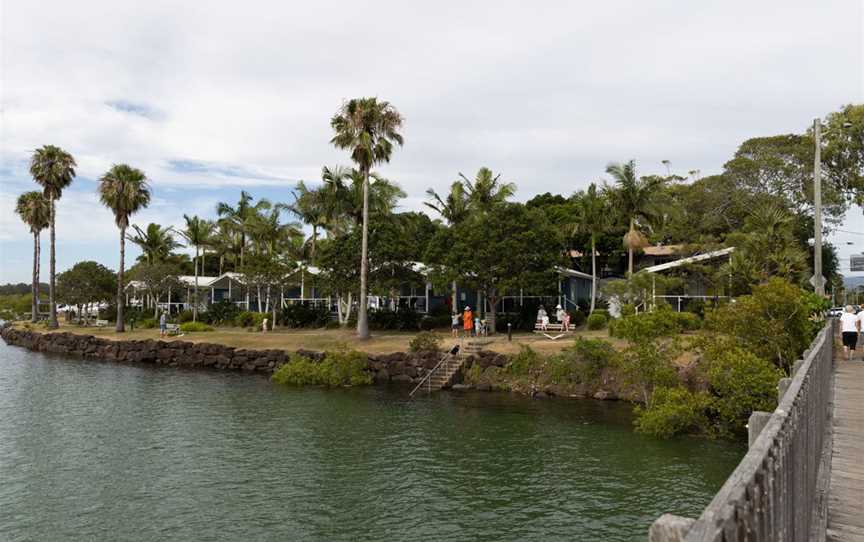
left=451, top=312, right=460, bottom=338
left=555, top=304, right=567, bottom=326
left=462, top=306, right=473, bottom=338
left=840, top=305, right=859, bottom=360
left=159, top=311, right=167, bottom=338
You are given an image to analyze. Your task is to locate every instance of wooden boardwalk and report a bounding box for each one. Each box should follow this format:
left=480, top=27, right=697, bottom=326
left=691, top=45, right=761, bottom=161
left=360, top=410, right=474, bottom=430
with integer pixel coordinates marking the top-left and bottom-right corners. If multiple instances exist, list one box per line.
left=827, top=359, right=864, bottom=542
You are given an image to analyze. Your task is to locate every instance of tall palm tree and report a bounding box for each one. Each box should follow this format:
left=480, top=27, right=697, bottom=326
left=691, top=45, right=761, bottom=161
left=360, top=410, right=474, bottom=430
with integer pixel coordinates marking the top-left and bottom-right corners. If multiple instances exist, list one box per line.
left=30, top=145, right=76, bottom=328
left=321, top=166, right=405, bottom=231
left=15, top=191, right=51, bottom=322
left=574, top=183, right=609, bottom=314
left=127, top=223, right=181, bottom=264
left=605, top=160, right=664, bottom=275
left=98, top=164, right=151, bottom=332
left=329, top=97, right=404, bottom=340
left=424, top=180, right=471, bottom=310
left=460, top=167, right=516, bottom=212
left=181, top=215, right=214, bottom=322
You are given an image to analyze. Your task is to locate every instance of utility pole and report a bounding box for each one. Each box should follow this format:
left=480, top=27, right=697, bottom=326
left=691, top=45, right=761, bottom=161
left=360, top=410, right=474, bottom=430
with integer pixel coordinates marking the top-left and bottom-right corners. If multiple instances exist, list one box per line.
left=812, top=119, right=825, bottom=296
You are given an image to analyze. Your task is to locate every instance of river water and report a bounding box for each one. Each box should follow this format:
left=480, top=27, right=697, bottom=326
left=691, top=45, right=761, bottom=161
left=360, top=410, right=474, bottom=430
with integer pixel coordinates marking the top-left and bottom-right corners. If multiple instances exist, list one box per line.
left=0, top=341, right=743, bottom=541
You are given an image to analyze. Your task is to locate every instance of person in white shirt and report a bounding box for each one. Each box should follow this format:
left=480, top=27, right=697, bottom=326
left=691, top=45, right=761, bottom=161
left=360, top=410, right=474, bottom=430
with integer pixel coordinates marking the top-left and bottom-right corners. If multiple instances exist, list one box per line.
left=840, top=305, right=860, bottom=360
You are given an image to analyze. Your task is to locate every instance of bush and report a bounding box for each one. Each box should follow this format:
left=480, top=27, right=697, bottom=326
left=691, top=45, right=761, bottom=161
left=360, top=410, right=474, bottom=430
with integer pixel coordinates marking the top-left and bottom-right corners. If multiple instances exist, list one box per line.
left=177, top=310, right=195, bottom=323
left=702, top=342, right=783, bottom=438
left=586, top=312, right=607, bottom=330
left=408, top=331, right=442, bottom=353
left=179, top=321, right=214, bottom=332
left=569, top=309, right=586, bottom=327
left=506, top=345, right=543, bottom=376
left=705, top=278, right=817, bottom=371
left=235, top=311, right=266, bottom=329
left=139, top=318, right=157, bottom=329
left=280, top=304, right=331, bottom=328
left=368, top=307, right=422, bottom=331
left=206, top=301, right=240, bottom=326
left=420, top=314, right=451, bottom=331
left=609, top=306, right=695, bottom=341
left=271, top=348, right=371, bottom=387
left=634, top=387, right=712, bottom=438
left=569, top=337, right=618, bottom=383
left=619, top=303, right=636, bottom=317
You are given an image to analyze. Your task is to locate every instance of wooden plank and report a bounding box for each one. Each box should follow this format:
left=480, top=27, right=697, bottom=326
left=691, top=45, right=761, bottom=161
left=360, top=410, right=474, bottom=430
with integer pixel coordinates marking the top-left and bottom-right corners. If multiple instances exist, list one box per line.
left=827, top=359, right=864, bottom=541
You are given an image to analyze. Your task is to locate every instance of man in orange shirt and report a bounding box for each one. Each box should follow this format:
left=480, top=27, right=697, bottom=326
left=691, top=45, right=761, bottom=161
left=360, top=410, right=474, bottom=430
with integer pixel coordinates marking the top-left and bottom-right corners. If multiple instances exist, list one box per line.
left=462, top=306, right=473, bottom=337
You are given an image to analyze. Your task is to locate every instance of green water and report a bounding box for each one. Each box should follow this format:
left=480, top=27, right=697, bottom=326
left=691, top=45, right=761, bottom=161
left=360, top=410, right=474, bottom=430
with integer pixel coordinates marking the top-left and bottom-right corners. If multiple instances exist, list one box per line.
left=0, top=341, right=743, bottom=541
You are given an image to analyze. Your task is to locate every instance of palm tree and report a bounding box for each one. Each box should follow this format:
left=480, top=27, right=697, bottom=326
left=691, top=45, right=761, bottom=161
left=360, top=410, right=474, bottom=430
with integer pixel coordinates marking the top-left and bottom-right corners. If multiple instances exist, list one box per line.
left=127, top=223, right=181, bottom=264
left=98, top=164, right=151, bottom=332
left=181, top=215, right=214, bottom=322
left=605, top=160, right=664, bottom=275
left=216, top=191, right=271, bottom=269
left=574, top=183, right=609, bottom=314
left=329, top=97, right=404, bottom=340
left=425, top=180, right=471, bottom=311
left=15, top=191, right=51, bottom=322
left=321, top=166, right=406, bottom=231
left=460, top=167, right=516, bottom=212
left=290, top=181, right=328, bottom=261
left=30, top=145, right=76, bottom=328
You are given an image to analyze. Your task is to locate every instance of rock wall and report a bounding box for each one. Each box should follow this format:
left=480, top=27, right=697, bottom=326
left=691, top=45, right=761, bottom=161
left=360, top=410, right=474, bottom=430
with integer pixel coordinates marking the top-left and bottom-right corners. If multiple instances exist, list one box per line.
left=0, top=326, right=508, bottom=386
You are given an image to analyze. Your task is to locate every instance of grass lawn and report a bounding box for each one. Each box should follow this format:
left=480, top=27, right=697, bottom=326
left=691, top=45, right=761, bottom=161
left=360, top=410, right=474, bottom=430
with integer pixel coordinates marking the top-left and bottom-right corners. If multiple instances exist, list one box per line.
left=15, top=322, right=627, bottom=355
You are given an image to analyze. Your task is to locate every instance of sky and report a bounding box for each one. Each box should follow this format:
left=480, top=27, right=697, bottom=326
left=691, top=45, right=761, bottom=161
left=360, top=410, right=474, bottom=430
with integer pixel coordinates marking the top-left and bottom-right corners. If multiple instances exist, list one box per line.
left=1, top=0, right=862, bottom=284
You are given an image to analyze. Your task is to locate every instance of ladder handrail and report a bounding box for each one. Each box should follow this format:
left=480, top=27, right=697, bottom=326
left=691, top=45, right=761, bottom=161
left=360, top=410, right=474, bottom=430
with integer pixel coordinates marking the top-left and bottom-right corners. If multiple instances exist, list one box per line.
left=409, top=351, right=453, bottom=397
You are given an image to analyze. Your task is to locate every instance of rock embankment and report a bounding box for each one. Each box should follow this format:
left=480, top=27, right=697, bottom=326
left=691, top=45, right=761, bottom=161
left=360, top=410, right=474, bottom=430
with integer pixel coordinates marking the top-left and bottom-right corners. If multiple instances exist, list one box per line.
left=0, top=326, right=508, bottom=386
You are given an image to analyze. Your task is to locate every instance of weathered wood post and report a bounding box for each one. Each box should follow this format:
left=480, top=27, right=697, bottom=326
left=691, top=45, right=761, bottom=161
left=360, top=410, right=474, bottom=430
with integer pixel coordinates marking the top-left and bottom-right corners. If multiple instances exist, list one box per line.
left=748, top=411, right=772, bottom=448
left=649, top=514, right=694, bottom=542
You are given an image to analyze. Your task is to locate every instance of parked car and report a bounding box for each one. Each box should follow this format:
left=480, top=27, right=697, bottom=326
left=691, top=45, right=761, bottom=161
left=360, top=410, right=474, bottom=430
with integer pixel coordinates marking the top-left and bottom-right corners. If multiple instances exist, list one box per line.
left=827, top=307, right=843, bottom=318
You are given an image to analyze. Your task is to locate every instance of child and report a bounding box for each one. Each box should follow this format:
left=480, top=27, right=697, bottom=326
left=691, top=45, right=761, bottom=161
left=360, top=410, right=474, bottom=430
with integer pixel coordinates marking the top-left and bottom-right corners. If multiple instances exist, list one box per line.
left=451, top=313, right=460, bottom=338
left=562, top=311, right=571, bottom=331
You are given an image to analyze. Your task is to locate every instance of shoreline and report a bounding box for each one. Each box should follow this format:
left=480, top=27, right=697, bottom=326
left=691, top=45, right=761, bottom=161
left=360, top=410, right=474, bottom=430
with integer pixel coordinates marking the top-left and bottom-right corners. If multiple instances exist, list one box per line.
left=0, top=325, right=623, bottom=401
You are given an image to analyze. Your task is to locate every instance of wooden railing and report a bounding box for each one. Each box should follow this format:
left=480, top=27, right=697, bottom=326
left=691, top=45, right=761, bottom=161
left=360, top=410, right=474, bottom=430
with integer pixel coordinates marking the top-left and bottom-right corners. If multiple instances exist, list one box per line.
left=650, top=321, right=835, bottom=542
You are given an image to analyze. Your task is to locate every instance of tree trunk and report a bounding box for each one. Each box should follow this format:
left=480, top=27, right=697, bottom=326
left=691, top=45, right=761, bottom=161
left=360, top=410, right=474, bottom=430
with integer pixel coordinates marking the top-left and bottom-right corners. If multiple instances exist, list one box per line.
left=451, top=279, right=457, bottom=316
left=357, top=167, right=370, bottom=339
left=590, top=236, right=597, bottom=314
left=31, top=231, right=38, bottom=322
left=486, top=290, right=498, bottom=335
left=193, top=246, right=199, bottom=322
left=116, top=226, right=126, bottom=332
left=311, top=225, right=317, bottom=261
left=219, top=254, right=224, bottom=276
left=48, top=198, right=58, bottom=328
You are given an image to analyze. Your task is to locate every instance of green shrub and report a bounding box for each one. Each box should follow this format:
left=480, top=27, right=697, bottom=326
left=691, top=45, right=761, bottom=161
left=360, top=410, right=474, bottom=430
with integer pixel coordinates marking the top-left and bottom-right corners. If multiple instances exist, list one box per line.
left=702, top=343, right=783, bottom=437
left=463, top=363, right=484, bottom=385
left=272, top=349, right=371, bottom=387
left=408, top=331, right=442, bottom=353
left=569, top=337, right=618, bottom=383
left=368, top=307, right=422, bottom=330
left=635, top=386, right=712, bottom=438
left=271, top=355, right=321, bottom=386
left=586, top=312, right=607, bottom=330
left=235, top=311, right=266, bottom=329
left=139, top=318, right=157, bottom=329
left=178, top=310, right=194, bottom=323
left=280, top=304, right=331, bottom=328
left=569, top=309, right=586, bottom=327
left=206, top=301, right=240, bottom=326
left=705, top=278, right=817, bottom=371
left=419, top=314, right=451, bottom=330
left=619, top=339, right=680, bottom=404
left=506, top=345, right=543, bottom=376
left=620, top=303, right=636, bottom=317
left=609, top=306, right=690, bottom=341
left=179, top=321, right=214, bottom=332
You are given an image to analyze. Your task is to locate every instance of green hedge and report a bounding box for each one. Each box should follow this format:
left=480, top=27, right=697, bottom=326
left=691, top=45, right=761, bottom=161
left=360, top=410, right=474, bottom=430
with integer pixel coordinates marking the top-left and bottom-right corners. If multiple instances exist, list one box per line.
left=271, top=348, right=372, bottom=387
left=586, top=312, right=607, bottom=330
left=179, top=321, right=214, bottom=332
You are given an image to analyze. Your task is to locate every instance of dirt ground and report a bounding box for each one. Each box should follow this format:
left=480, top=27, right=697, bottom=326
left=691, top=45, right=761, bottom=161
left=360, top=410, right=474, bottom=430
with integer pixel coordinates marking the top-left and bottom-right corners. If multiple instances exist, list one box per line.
left=18, top=322, right=628, bottom=355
